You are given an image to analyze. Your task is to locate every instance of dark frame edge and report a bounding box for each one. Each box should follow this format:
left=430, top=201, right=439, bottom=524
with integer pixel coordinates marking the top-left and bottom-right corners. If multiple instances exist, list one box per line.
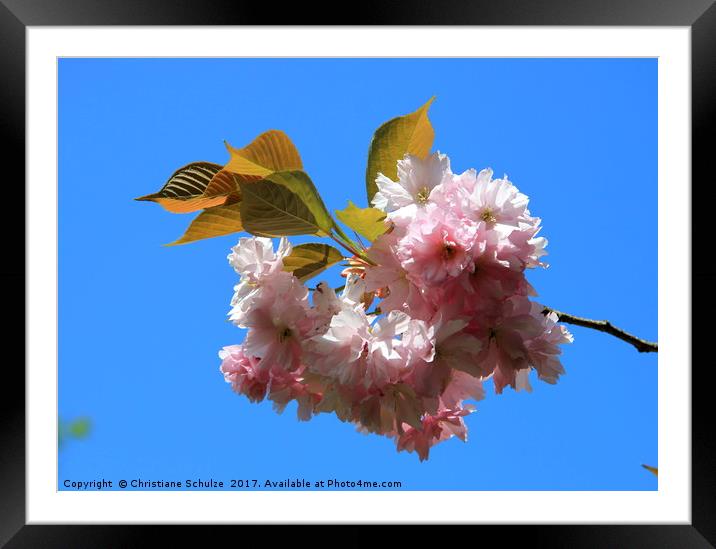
left=691, top=1, right=716, bottom=547
left=0, top=0, right=27, bottom=547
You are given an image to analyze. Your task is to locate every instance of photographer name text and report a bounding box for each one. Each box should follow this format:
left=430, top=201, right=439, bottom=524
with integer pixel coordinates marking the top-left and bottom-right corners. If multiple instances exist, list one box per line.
left=62, top=478, right=402, bottom=490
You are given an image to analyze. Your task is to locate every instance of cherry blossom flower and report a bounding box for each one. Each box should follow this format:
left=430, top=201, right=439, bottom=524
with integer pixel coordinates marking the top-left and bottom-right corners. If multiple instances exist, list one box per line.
left=395, top=205, right=482, bottom=287
left=217, top=150, right=573, bottom=461
left=372, top=152, right=452, bottom=215
left=457, top=168, right=531, bottom=228
left=527, top=309, right=574, bottom=385
left=241, top=279, right=310, bottom=373
left=305, top=308, right=411, bottom=389
left=228, top=236, right=292, bottom=277
left=227, top=237, right=294, bottom=327
left=364, top=232, right=433, bottom=320
left=401, top=309, right=483, bottom=395
left=219, top=344, right=269, bottom=403
left=395, top=407, right=473, bottom=461
left=267, top=367, right=322, bottom=421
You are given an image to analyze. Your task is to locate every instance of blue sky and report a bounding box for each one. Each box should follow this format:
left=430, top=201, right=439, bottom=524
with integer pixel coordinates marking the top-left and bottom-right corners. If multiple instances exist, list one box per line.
left=58, top=58, right=657, bottom=490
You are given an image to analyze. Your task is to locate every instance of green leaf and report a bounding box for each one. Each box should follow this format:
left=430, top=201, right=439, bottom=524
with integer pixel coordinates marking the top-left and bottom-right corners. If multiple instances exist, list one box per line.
left=365, top=97, right=436, bottom=203
left=282, top=243, right=344, bottom=282
left=69, top=418, right=91, bottom=439
left=335, top=201, right=388, bottom=242
left=165, top=201, right=243, bottom=246
left=135, top=162, right=232, bottom=213
left=239, top=170, right=334, bottom=237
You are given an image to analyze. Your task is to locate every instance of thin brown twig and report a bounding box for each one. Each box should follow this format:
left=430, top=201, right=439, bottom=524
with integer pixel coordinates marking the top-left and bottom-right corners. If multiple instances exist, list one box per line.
left=543, top=307, right=658, bottom=353
left=300, top=291, right=657, bottom=353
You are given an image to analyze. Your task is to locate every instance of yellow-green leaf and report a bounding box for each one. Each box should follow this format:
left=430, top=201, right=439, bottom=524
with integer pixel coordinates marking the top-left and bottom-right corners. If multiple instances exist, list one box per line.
left=282, top=243, right=344, bottom=282
left=165, top=202, right=244, bottom=246
left=239, top=170, right=333, bottom=237
left=224, top=130, right=303, bottom=177
left=68, top=418, right=91, bottom=439
left=642, top=464, right=658, bottom=477
left=335, top=201, right=388, bottom=242
left=365, top=97, right=435, bottom=202
left=135, top=162, right=230, bottom=213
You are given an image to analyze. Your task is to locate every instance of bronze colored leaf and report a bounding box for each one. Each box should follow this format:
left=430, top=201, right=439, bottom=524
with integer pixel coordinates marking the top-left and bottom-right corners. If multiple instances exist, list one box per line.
left=201, top=169, right=241, bottom=200
left=642, top=464, right=658, bottom=477
left=166, top=202, right=244, bottom=246
left=135, top=162, right=230, bottom=213
left=224, top=130, right=303, bottom=177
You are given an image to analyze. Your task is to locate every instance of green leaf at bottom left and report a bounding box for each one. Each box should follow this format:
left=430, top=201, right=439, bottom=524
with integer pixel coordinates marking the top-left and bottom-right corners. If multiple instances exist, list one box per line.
left=165, top=202, right=244, bottom=246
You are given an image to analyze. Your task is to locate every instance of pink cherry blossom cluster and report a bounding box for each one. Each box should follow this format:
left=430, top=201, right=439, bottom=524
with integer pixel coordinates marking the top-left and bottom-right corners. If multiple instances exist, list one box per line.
left=219, top=153, right=573, bottom=460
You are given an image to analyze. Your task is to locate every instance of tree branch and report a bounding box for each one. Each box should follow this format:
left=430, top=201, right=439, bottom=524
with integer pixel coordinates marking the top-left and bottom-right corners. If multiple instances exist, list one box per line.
left=543, top=307, right=658, bottom=353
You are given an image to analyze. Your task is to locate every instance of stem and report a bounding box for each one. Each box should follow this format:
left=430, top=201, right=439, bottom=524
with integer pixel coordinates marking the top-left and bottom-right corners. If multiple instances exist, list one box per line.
left=309, top=284, right=345, bottom=293
left=330, top=227, right=377, bottom=266
left=333, top=223, right=360, bottom=251
left=329, top=233, right=362, bottom=259
left=543, top=307, right=658, bottom=353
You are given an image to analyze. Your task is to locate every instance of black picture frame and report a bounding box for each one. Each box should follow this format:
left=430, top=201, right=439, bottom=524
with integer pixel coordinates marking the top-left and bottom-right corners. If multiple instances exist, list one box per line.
left=2, top=1, right=713, bottom=545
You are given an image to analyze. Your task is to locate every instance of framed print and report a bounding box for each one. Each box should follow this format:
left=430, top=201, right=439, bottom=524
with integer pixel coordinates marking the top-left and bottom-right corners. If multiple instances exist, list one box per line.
left=3, top=0, right=715, bottom=545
